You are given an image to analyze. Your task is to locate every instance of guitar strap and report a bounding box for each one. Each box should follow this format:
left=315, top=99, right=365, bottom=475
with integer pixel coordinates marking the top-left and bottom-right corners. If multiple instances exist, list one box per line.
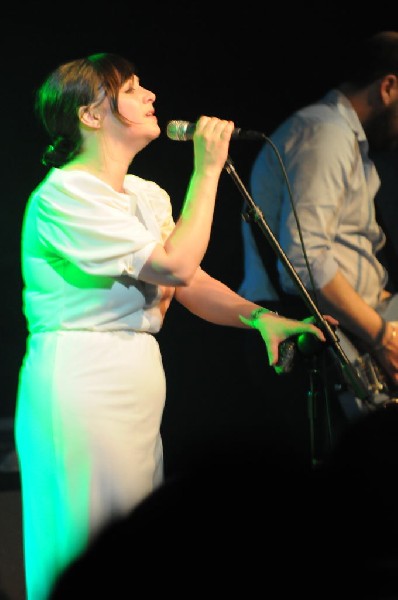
left=248, top=219, right=286, bottom=300
left=248, top=219, right=307, bottom=319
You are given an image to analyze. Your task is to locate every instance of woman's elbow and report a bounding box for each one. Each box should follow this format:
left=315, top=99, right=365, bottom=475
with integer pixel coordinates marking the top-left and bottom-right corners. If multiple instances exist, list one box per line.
left=138, top=261, right=195, bottom=287
left=171, top=267, right=195, bottom=287
left=143, top=247, right=197, bottom=286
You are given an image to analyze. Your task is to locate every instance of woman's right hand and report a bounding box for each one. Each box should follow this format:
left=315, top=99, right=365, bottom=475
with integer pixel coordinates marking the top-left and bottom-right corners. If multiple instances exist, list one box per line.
left=139, top=117, right=234, bottom=288
left=192, top=116, right=235, bottom=175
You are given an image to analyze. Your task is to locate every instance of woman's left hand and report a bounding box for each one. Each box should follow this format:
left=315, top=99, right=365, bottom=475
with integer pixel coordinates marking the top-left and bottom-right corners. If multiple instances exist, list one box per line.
left=239, top=311, right=338, bottom=368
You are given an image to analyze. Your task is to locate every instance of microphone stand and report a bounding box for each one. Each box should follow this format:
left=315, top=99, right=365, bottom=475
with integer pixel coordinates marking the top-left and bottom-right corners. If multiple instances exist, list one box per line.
left=224, top=155, right=371, bottom=467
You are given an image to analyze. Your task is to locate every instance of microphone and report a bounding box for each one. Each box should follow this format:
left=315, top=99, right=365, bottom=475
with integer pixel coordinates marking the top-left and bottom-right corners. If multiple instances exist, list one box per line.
left=276, top=332, right=327, bottom=374
left=166, top=120, right=265, bottom=141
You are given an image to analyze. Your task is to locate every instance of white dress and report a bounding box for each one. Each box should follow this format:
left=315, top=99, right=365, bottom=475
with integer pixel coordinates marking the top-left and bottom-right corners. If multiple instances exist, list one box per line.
left=15, top=169, right=175, bottom=600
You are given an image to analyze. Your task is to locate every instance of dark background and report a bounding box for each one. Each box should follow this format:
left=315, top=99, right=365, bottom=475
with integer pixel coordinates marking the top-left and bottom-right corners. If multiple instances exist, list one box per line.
left=1, top=3, right=397, bottom=475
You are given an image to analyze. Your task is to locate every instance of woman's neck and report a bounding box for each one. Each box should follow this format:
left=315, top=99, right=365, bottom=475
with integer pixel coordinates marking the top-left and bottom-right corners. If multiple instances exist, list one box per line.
left=62, top=155, right=132, bottom=194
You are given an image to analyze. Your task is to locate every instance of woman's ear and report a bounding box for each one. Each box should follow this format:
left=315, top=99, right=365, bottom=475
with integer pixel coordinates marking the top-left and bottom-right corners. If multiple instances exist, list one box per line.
left=78, top=105, right=102, bottom=129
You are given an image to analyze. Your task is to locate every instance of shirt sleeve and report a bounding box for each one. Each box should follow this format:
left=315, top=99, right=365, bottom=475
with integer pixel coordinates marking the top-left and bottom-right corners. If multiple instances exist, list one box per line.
left=130, top=176, right=175, bottom=244
left=35, top=170, right=160, bottom=278
left=278, top=120, right=356, bottom=292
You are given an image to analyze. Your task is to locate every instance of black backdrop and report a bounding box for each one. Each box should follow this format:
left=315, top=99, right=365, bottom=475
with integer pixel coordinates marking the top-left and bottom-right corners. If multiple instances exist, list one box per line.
left=1, top=3, right=396, bottom=474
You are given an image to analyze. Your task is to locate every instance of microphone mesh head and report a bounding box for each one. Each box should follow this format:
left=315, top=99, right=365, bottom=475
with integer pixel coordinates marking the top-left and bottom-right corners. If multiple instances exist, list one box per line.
left=166, top=120, right=190, bottom=141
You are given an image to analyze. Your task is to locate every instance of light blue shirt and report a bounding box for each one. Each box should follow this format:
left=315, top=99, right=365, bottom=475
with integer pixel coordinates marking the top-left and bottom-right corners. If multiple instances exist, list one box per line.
left=238, top=89, right=387, bottom=308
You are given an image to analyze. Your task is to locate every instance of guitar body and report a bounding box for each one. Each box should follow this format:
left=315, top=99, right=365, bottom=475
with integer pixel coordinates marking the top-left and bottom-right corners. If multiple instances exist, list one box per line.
left=331, top=327, right=398, bottom=421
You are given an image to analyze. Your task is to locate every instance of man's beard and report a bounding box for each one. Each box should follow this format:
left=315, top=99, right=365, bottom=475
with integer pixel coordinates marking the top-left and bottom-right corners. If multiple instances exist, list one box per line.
left=366, top=104, right=398, bottom=153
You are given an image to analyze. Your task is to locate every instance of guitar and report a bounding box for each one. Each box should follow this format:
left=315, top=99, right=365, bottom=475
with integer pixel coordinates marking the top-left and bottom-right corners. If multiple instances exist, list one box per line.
left=330, top=327, right=398, bottom=420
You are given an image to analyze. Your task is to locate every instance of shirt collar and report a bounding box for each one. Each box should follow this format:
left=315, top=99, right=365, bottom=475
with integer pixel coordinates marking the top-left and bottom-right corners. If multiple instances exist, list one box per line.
left=323, top=88, right=367, bottom=144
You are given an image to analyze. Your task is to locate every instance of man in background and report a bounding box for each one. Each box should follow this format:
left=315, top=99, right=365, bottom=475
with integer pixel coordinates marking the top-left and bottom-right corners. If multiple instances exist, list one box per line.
left=238, top=31, right=398, bottom=462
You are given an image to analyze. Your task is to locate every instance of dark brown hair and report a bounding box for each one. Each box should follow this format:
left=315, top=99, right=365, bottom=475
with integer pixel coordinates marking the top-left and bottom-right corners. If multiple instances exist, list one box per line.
left=35, top=53, right=137, bottom=167
left=340, top=31, right=398, bottom=88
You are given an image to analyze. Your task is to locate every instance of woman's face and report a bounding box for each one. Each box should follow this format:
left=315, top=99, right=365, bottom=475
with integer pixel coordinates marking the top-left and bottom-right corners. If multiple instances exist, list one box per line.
left=111, top=74, right=161, bottom=142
